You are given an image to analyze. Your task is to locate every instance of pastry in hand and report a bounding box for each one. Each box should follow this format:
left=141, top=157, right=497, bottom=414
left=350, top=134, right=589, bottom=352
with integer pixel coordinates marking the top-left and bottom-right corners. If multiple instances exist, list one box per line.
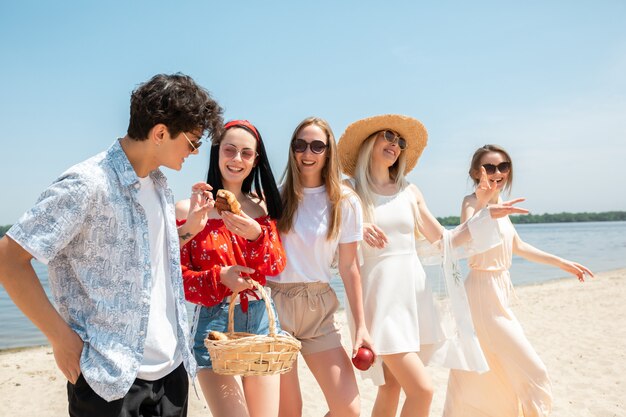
left=207, top=330, right=229, bottom=341
left=215, top=189, right=242, bottom=215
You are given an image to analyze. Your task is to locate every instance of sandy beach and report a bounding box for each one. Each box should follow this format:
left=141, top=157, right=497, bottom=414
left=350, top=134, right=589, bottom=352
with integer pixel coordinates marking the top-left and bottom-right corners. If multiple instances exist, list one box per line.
left=1, top=269, right=624, bottom=417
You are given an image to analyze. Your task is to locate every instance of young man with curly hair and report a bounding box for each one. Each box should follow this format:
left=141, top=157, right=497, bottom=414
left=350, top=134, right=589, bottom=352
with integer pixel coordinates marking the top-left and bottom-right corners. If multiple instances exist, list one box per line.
left=0, top=73, right=223, bottom=416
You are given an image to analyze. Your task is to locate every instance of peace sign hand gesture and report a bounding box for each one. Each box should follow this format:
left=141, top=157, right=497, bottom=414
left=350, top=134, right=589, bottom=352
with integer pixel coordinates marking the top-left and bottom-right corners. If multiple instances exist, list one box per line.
left=475, top=166, right=497, bottom=206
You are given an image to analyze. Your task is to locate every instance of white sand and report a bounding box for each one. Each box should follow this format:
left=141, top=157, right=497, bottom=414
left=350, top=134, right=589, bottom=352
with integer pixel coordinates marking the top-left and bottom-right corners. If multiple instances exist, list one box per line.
left=1, top=269, right=624, bottom=416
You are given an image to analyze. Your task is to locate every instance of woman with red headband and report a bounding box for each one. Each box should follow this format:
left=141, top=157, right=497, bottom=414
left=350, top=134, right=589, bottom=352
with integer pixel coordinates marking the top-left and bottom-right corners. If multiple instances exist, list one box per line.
left=176, top=120, right=286, bottom=417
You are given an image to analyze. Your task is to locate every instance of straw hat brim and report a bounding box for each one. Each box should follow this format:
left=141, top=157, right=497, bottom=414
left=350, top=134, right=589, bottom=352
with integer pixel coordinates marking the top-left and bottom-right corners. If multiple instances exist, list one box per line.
left=337, top=114, right=428, bottom=177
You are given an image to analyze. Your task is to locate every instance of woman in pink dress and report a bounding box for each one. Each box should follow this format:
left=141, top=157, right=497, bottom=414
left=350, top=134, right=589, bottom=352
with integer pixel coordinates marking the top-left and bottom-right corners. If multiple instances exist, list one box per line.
left=444, top=144, right=594, bottom=417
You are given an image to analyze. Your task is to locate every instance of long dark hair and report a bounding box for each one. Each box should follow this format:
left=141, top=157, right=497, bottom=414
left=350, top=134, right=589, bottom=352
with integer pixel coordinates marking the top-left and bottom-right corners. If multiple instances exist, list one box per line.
left=206, top=121, right=282, bottom=219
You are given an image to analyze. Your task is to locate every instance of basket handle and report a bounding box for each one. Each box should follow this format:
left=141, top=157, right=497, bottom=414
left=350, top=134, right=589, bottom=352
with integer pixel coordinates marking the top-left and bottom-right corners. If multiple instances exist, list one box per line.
left=227, top=279, right=277, bottom=336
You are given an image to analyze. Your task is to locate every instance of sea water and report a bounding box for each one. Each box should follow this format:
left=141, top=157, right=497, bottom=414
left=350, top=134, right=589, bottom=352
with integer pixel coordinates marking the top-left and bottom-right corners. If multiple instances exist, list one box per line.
left=1, top=221, right=625, bottom=349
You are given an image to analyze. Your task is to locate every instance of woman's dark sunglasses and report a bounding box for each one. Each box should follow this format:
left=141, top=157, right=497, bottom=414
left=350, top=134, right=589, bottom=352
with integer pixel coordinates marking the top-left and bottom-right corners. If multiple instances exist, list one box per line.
left=292, top=138, right=328, bottom=154
left=482, top=162, right=511, bottom=175
left=382, top=130, right=407, bottom=150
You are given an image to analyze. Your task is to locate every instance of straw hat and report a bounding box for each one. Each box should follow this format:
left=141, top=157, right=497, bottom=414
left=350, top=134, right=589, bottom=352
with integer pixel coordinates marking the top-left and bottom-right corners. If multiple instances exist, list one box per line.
left=337, top=114, right=428, bottom=177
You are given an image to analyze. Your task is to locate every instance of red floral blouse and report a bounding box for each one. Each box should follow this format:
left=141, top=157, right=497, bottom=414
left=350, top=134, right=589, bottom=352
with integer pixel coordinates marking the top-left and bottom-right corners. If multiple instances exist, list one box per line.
left=178, top=216, right=286, bottom=310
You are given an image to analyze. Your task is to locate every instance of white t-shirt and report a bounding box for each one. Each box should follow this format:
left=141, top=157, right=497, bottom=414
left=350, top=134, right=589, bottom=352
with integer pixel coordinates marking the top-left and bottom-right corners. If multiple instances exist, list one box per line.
left=135, top=176, right=182, bottom=380
left=268, top=184, right=363, bottom=284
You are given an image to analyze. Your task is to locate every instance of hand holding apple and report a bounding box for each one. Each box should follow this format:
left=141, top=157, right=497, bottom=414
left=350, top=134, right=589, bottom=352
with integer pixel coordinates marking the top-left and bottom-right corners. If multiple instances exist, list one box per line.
left=351, top=346, right=375, bottom=371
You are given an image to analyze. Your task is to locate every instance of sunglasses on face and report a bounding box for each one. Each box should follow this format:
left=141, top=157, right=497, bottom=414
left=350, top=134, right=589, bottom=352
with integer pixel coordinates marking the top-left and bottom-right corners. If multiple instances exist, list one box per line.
left=220, top=143, right=258, bottom=161
left=382, top=130, right=407, bottom=150
left=182, top=132, right=202, bottom=152
left=482, top=162, right=511, bottom=175
left=291, top=138, right=328, bottom=154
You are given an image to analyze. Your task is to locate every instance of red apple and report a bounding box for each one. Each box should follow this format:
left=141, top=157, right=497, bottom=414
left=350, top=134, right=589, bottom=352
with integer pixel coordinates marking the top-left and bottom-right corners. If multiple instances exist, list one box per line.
left=352, top=346, right=374, bottom=371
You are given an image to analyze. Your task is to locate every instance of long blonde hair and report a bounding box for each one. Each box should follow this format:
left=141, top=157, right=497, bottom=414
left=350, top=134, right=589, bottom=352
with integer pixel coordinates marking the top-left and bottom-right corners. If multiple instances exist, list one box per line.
left=278, top=117, right=344, bottom=240
left=352, top=132, right=408, bottom=223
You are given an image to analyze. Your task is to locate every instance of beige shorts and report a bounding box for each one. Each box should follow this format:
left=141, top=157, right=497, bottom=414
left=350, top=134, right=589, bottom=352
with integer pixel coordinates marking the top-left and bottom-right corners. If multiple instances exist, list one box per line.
left=267, top=281, right=343, bottom=356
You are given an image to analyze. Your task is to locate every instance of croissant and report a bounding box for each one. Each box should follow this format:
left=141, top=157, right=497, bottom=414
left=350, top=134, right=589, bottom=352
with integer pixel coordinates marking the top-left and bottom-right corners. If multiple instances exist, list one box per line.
left=207, top=330, right=229, bottom=341
left=215, top=189, right=242, bottom=215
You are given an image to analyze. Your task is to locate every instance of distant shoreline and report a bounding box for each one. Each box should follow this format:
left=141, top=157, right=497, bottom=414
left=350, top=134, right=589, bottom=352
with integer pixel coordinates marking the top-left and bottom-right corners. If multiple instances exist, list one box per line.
left=436, top=212, right=626, bottom=226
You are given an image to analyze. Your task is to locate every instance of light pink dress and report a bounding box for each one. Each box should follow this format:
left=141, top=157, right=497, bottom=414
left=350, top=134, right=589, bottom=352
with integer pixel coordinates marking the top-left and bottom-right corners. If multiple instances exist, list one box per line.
left=443, top=217, right=553, bottom=417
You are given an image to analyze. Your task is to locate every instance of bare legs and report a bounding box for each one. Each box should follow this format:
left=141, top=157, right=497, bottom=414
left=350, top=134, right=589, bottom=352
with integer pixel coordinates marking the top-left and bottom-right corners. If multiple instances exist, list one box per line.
left=372, top=352, right=433, bottom=417
left=371, top=363, right=400, bottom=417
left=277, top=358, right=303, bottom=417
left=198, top=368, right=280, bottom=417
left=277, top=347, right=360, bottom=417
left=203, top=348, right=430, bottom=416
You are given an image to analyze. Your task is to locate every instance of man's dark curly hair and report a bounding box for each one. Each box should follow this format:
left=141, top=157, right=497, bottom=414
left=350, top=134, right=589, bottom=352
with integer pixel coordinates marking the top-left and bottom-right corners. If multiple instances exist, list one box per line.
left=127, top=73, right=223, bottom=141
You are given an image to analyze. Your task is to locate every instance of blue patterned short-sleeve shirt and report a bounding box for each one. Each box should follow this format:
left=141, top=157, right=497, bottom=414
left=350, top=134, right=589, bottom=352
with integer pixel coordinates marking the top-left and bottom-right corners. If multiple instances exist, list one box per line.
left=7, top=139, right=196, bottom=401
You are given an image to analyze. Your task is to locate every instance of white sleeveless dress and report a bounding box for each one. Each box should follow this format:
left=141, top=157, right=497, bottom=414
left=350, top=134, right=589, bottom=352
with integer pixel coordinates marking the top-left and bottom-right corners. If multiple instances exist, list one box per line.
left=348, top=186, right=495, bottom=385
left=360, top=188, right=445, bottom=355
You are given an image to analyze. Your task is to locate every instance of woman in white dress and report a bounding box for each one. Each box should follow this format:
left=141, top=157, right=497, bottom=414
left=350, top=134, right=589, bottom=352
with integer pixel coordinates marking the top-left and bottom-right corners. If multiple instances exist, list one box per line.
left=267, top=117, right=374, bottom=417
left=443, top=144, right=593, bottom=417
left=337, top=115, right=528, bottom=417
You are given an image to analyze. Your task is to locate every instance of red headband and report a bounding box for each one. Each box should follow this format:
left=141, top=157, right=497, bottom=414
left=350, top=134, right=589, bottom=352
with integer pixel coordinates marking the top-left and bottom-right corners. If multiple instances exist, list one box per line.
left=224, top=119, right=260, bottom=142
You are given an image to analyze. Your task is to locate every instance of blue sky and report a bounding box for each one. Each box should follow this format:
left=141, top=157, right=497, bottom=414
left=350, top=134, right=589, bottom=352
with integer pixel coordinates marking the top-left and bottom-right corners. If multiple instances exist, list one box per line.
left=1, top=1, right=625, bottom=224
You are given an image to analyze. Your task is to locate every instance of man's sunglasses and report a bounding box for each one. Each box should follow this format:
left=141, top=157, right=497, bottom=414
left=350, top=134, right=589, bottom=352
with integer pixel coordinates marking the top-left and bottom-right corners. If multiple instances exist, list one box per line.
left=182, top=132, right=202, bottom=152
left=291, top=138, right=328, bottom=154
left=482, top=162, right=511, bottom=175
left=382, top=130, right=407, bottom=150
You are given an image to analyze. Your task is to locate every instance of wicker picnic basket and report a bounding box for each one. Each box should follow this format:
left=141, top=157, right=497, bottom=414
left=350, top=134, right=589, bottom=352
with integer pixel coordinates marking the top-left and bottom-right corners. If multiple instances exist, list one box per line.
left=204, top=280, right=301, bottom=376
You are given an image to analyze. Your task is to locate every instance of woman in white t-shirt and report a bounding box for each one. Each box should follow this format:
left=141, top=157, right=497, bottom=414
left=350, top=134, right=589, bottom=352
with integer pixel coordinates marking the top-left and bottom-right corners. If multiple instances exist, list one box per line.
left=267, top=117, right=374, bottom=417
